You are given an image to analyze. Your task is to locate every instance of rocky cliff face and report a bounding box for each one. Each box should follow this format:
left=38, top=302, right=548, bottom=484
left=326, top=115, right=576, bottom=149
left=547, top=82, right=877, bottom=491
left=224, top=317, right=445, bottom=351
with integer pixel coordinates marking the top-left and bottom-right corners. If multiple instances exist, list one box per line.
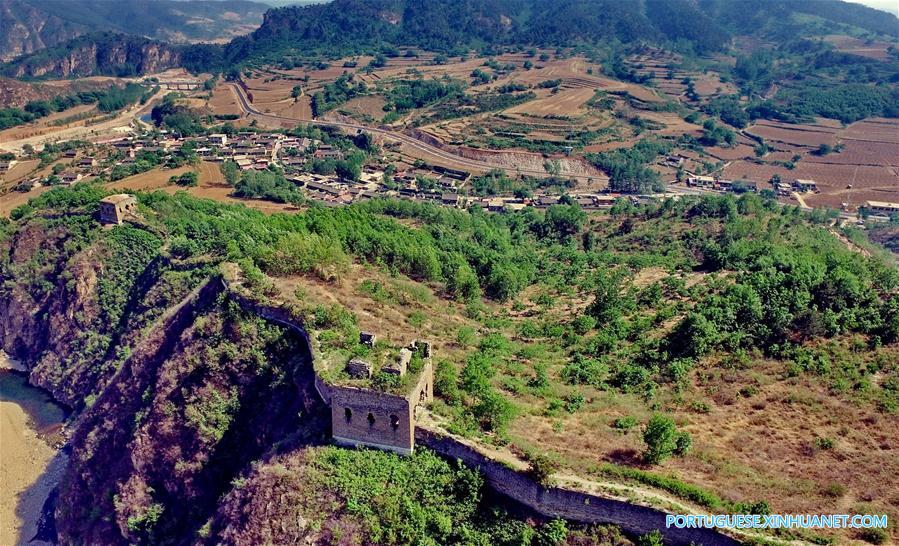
left=0, top=0, right=266, bottom=64
left=0, top=0, right=85, bottom=62
left=0, top=206, right=328, bottom=545
left=4, top=33, right=181, bottom=79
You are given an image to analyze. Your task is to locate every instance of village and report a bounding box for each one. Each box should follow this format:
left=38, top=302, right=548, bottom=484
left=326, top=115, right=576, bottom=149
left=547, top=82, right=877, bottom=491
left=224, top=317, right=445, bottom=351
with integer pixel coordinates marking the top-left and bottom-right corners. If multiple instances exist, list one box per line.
left=4, top=124, right=896, bottom=222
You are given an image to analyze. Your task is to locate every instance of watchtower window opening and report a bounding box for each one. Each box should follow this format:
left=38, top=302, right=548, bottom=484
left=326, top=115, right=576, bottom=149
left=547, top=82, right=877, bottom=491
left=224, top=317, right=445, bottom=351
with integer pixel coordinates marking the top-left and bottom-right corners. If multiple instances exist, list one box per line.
left=390, top=414, right=400, bottom=431
left=344, top=408, right=352, bottom=423
left=367, top=413, right=375, bottom=428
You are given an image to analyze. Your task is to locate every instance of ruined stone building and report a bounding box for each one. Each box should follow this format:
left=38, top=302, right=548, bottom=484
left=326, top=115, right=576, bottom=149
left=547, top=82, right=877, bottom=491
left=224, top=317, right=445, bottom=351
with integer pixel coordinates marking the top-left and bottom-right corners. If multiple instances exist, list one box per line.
left=320, top=340, right=433, bottom=455
left=99, top=194, right=138, bottom=225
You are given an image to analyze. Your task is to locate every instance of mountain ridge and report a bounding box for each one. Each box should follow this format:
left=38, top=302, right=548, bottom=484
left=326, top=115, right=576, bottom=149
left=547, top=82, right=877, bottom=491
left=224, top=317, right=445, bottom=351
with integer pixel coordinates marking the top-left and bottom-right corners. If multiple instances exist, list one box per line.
left=0, top=0, right=267, bottom=63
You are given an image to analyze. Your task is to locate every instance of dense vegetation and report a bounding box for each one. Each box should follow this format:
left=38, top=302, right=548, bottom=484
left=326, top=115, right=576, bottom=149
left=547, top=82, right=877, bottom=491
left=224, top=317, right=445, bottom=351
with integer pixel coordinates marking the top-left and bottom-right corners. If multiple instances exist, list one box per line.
left=140, top=0, right=884, bottom=73
left=303, top=446, right=575, bottom=545
left=587, top=139, right=670, bottom=193
left=233, top=169, right=304, bottom=205
left=0, top=83, right=150, bottom=130
left=150, top=95, right=205, bottom=136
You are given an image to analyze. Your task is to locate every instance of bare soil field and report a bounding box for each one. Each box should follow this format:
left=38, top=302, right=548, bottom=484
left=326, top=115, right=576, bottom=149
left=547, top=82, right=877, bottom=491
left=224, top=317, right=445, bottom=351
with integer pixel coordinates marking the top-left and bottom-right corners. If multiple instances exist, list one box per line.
left=0, top=105, right=99, bottom=143
left=824, top=35, right=895, bottom=61
left=633, top=110, right=702, bottom=137
left=337, top=95, right=387, bottom=120
left=107, top=162, right=298, bottom=215
left=506, top=87, right=596, bottom=117
left=107, top=165, right=191, bottom=192
left=746, top=122, right=837, bottom=148
left=840, top=118, right=899, bottom=144
left=0, top=186, right=50, bottom=216
left=705, top=144, right=755, bottom=161
left=723, top=159, right=899, bottom=209
left=208, top=84, right=246, bottom=117
left=0, top=159, right=39, bottom=184
left=806, top=140, right=899, bottom=167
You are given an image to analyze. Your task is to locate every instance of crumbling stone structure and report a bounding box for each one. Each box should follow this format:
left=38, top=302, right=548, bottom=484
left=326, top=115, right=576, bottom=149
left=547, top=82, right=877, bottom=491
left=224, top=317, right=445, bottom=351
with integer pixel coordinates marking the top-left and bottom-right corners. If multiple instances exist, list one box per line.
left=384, top=348, right=412, bottom=376
left=359, top=331, right=376, bottom=347
left=99, top=194, right=137, bottom=225
left=325, top=355, right=433, bottom=455
left=346, top=358, right=373, bottom=379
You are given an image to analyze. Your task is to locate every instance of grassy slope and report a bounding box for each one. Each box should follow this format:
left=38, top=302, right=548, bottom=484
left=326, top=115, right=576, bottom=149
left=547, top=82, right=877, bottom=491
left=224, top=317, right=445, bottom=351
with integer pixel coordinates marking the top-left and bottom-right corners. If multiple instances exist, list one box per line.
left=4, top=185, right=898, bottom=545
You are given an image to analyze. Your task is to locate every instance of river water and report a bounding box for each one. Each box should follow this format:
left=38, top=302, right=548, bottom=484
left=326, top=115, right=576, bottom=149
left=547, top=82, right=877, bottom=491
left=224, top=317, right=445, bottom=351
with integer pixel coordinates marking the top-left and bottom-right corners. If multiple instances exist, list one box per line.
left=0, top=353, right=69, bottom=546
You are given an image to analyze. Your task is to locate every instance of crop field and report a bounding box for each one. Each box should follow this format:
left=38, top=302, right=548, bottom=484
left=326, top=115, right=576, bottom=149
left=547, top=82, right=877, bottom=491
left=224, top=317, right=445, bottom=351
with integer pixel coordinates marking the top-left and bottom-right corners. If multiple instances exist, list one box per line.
left=202, top=47, right=898, bottom=208
left=824, top=34, right=895, bottom=61
left=626, top=49, right=738, bottom=103
left=505, top=87, right=597, bottom=117
left=840, top=117, right=899, bottom=144
left=746, top=121, right=837, bottom=149
left=723, top=159, right=899, bottom=209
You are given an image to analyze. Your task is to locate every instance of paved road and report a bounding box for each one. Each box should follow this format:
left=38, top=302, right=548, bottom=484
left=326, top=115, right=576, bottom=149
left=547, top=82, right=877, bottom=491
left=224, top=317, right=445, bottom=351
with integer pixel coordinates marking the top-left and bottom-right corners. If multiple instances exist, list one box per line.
left=226, top=83, right=608, bottom=182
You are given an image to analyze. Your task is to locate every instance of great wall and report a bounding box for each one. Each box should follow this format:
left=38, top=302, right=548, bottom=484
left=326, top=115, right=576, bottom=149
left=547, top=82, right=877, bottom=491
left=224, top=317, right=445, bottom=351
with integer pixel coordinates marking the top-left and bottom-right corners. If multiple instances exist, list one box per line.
left=218, top=263, right=743, bottom=546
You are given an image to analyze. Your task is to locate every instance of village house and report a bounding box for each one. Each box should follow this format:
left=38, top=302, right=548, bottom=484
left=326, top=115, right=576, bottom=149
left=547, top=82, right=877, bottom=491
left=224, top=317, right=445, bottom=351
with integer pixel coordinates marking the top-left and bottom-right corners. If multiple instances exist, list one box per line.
left=535, top=195, right=560, bottom=208
left=60, top=172, right=82, bottom=184
left=686, top=175, right=716, bottom=188
left=314, top=145, right=344, bottom=160
left=440, top=192, right=460, bottom=207
left=865, top=201, right=899, bottom=216
left=207, top=133, right=228, bottom=146
left=792, top=179, right=819, bottom=193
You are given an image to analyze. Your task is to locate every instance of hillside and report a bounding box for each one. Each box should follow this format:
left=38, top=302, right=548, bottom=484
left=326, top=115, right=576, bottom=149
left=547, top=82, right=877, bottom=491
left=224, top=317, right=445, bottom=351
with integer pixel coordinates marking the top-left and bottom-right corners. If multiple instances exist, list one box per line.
left=214, top=0, right=898, bottom=68
left=0, top=186, right=654, bottom=546
left=0, top=0, right=267, bottom=62
left=4, top=0, right=897, bottom=77
left=2, top=185, right=897, bottom=545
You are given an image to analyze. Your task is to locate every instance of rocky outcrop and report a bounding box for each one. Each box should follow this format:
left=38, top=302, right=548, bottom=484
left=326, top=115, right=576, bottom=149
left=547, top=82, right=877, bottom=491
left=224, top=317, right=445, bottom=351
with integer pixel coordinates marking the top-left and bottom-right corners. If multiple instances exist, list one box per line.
left=0, top=212, right=330, bottom=545
left=0, top=0, right=266, bottom=63
left=4, top=33, right=181, bottom=79
left=0, top=0, right=84, bottom=62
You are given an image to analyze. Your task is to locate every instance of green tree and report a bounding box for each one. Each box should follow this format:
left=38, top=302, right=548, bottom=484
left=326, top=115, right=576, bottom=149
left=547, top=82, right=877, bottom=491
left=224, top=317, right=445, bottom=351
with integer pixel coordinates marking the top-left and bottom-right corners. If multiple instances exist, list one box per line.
left=643, top=414, right=684, bottom=464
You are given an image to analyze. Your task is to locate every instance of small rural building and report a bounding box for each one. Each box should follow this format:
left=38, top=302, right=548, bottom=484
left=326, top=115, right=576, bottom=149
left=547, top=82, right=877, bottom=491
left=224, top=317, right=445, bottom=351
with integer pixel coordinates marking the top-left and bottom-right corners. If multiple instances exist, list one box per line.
left=865, top=201, right=899, bottom=215
left=99, top=194, right=138, bottom=225
left=687, top=175, right=716, bottom=187
left=60, top=172, right=82, bottom=184
left=441, top=193, right=460, bottom=207
left=793, top=179, right=819, bottom=193
left=207, top=133, right=228, bottom=146
left=78, top=157, right=97, bottom=169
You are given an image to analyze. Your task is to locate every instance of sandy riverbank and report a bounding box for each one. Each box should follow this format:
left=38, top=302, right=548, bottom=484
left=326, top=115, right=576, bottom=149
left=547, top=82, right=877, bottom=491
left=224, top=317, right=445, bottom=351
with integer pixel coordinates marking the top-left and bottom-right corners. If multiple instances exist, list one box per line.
left=0, top=398, right=66, bottom=545
left=1, top=359, right=68, bottom=545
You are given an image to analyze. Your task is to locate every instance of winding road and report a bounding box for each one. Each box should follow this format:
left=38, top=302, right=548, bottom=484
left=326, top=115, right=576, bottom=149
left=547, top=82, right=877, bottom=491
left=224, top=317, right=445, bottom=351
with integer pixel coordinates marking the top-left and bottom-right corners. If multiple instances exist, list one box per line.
left=226, top=83, right=606, bottom=182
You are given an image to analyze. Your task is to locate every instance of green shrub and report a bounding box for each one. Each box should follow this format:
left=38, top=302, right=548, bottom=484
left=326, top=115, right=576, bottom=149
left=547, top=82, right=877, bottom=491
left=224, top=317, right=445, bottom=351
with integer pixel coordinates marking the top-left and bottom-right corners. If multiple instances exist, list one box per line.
left=612, top=416, right=638, bottom=431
